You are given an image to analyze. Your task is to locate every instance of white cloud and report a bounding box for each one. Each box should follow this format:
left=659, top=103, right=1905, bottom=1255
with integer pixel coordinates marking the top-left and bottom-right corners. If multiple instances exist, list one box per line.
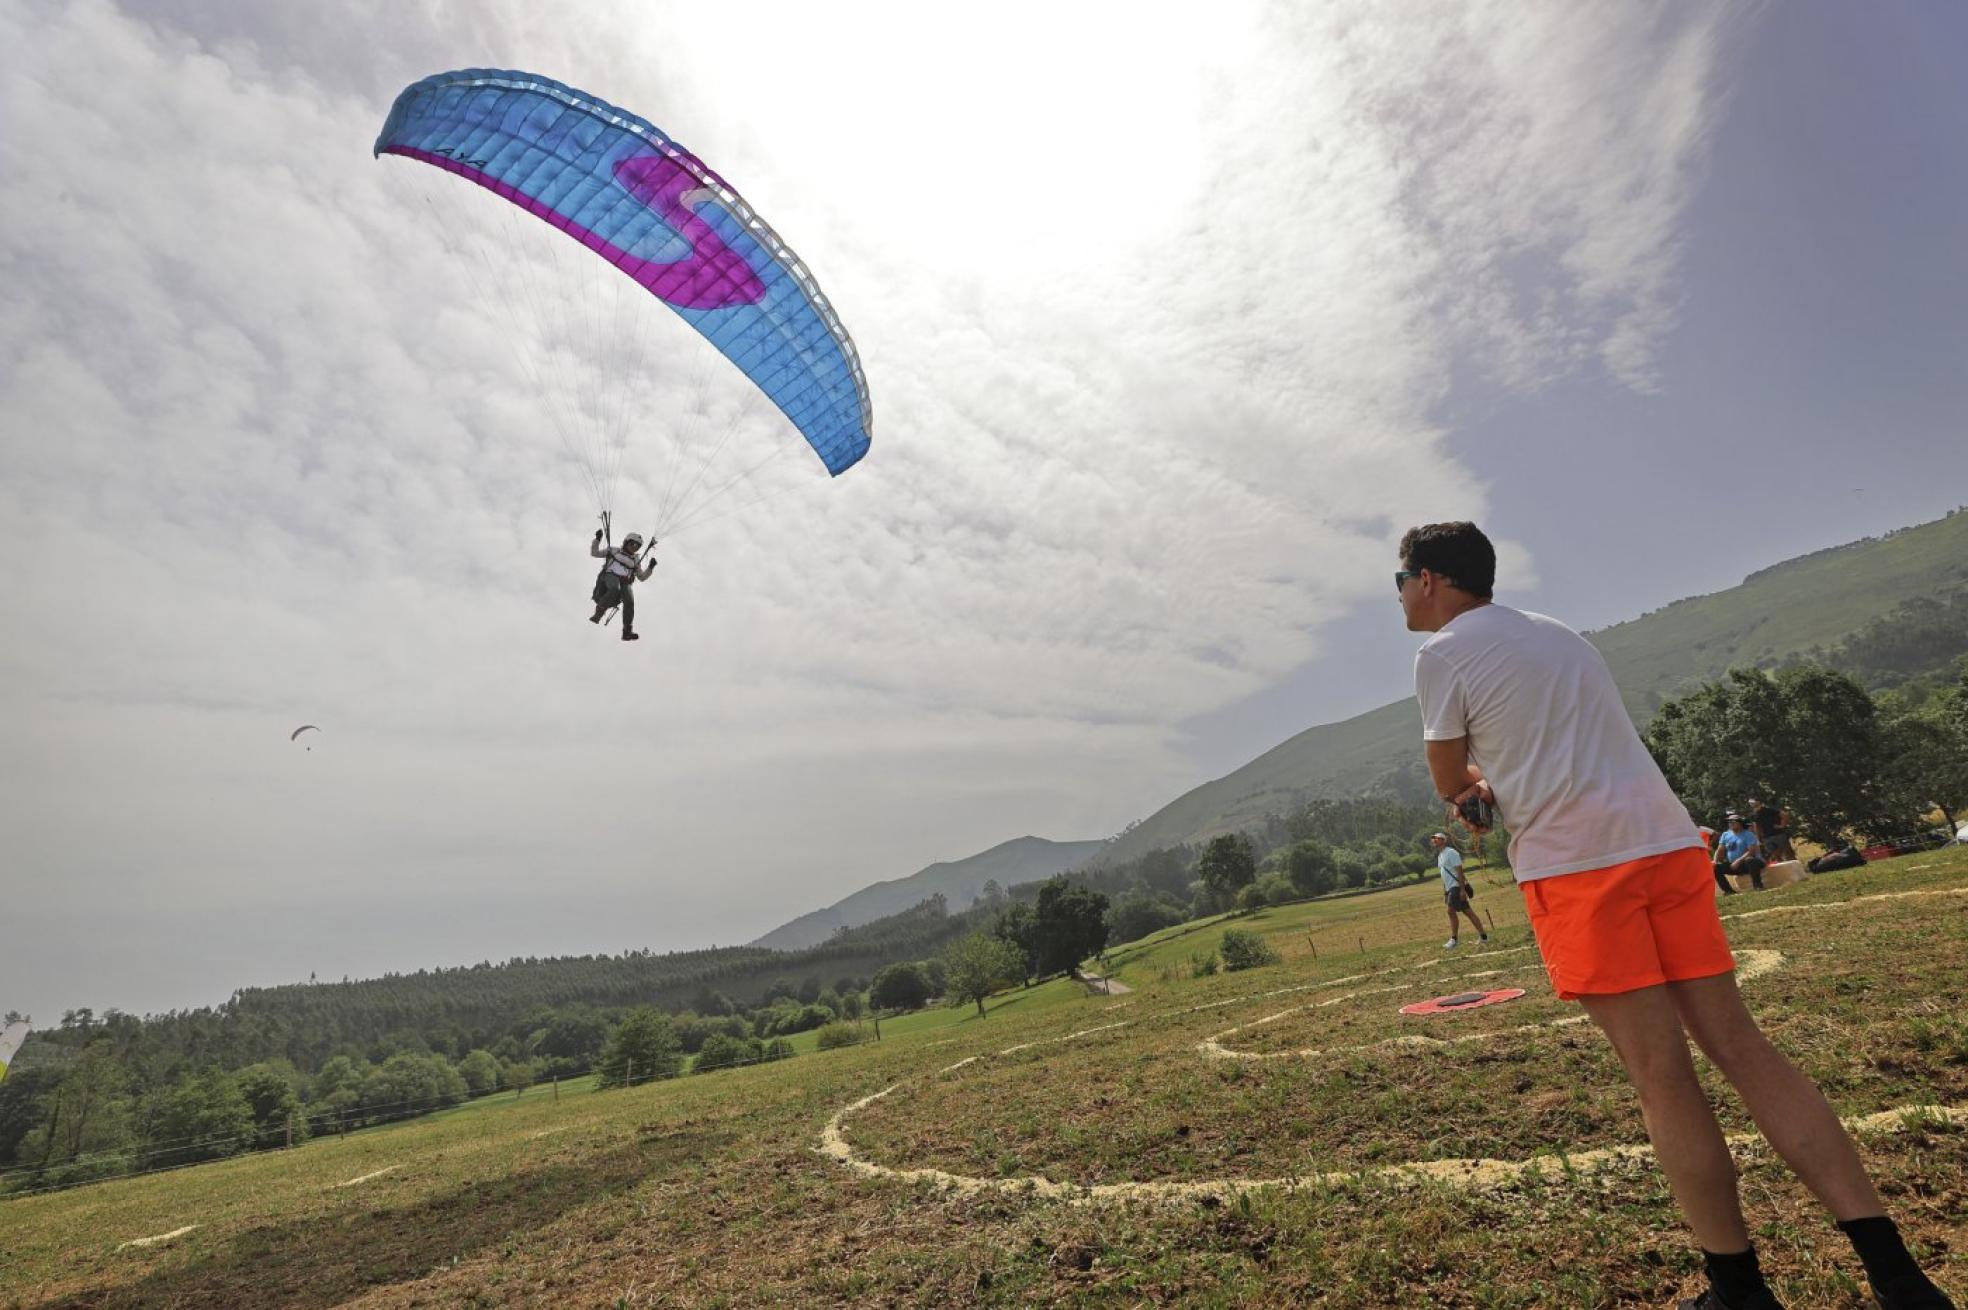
left=0, top=0, right=1738, bottom=1018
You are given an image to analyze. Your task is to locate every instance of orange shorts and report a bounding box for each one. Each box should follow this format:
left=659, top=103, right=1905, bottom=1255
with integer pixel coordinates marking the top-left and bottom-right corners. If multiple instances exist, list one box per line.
left=1519, top=846, right=1735, bottom=1000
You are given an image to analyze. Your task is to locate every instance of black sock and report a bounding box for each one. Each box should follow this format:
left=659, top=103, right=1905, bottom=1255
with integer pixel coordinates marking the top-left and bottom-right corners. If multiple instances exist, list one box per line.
left=1838, top=1216, right=1925, bottom=1291
left=1704, top=1247, right=1769, bottom=1308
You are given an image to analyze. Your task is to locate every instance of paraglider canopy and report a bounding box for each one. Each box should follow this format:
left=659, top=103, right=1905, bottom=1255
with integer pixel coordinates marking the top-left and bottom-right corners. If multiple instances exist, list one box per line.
left=374, top=68, right=872, bottom=532
left=0, top=1021, right=29, bottom=1084
left=290, top=725, right=320, bottom=741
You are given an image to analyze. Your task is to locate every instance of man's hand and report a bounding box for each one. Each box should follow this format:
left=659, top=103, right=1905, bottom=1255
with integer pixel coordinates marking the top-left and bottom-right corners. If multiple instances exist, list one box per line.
left=1445, top=780, right=1495, bottom=834
left=594, top=528, right=605, bottom=544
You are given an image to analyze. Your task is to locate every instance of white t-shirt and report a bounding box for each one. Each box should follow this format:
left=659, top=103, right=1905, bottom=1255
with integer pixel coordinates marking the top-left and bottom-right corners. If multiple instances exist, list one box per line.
left=1435, top=845, right=1464, bottom=891
left=1414, top=604, right=1701, bottom=883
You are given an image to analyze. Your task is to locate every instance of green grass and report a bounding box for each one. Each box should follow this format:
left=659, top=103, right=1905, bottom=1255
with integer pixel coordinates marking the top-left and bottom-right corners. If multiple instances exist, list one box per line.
left=4, top=848, right=1965, bottom=1308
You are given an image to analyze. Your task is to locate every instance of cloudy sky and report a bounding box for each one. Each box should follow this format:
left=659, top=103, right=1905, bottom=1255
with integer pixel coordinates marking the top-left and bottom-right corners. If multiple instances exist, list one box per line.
left=4, top=2, right=1964, bottom=1024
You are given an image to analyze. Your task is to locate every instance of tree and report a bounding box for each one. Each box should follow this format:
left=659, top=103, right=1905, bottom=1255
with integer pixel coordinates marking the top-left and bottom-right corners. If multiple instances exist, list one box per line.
left=1283, top=840, right=1337, bottom=896
left=993, top=902, right=1040, bottom=984
left=150, top=1069, right=255, bottom=1166
left=233, top=1062, right=305, bottom=1149
left=1031, top=878, right=1110, bottom=976
left=1105, top=891, right=1186, bottom=945
left=361, top=1052, right=467, bottom=1123
left=941, top=933, right=1027, bottom=1017
left=595, top=1008, right=682, bottom=1090
left=1646, top=666, right=1901, bottom=843
left=1878, top=682, right=1968, bottom=834
left=693, top=1033, right=758, bottom=1073
left=1195, top=834, right=1256, bottom=908
left=456, top=1049, right=502, bottom=1097
left=1219, top=927, right=1280, bottom=972
left=869, top=962, right=932, bottom=1013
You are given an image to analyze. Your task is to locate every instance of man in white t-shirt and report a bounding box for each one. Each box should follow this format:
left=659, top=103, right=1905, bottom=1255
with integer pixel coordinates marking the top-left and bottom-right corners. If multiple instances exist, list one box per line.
left=1397, top=521, right=1952, bottom=1310
left=1430, top=832, right=1488, bottom=949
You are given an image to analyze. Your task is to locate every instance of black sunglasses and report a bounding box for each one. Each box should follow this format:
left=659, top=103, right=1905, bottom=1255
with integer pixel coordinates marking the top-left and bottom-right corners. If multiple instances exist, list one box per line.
left=1394, top=569, right=1422, bottom=593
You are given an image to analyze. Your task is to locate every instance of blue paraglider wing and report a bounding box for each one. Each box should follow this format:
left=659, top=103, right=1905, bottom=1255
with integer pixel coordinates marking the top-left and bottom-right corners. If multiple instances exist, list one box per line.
left=376, top=69, right=870, bottom=476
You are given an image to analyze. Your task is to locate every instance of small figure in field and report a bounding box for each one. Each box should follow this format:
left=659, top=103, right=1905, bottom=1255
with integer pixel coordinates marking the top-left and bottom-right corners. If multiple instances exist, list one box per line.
left=1397, top=520, right=1954, bottom=1310
left=1748, top=797, right=1795, bottom=864
left=1714, top=814, right=1766, bottom=893
left=1431, top=831, right=1488, bottom=949
left=590, top=529, right=655, bottom=642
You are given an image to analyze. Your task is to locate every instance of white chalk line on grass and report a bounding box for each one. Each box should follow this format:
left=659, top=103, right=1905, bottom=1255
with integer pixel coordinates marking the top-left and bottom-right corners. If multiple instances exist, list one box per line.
left=117, top=1225, right=198, bottom=1250
left=820, top=883, right=1968, bottom=1204
left=335, top=1165, right=400, bottom=1188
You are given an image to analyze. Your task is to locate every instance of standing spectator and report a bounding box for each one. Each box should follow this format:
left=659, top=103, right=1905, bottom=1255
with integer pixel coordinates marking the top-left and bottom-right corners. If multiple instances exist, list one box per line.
left=1715, top=815, right=1767, bottom=893
left=1397, top=520, right=1953, bottom=1310
left=1748, top=798, right=1794, bottom=864
left=1431, top=832, right=1489, bottom=949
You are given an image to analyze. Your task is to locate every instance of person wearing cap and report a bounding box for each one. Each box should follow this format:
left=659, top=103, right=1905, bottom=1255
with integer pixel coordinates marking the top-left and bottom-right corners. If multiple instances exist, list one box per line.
left=1431, top=831, right=1489, bottom=948
left=1396, top=520, right=1954, bottom=1310
left=589, top=528, right=656, bottom=642
left=1714, top=814, right=1766, bottom=893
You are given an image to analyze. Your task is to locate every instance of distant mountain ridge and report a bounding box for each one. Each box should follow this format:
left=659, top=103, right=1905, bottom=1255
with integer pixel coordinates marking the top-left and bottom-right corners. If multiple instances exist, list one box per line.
left=748, top=835, right=1107, bottom=950
left=1084, top=508, right=1968, bottom=866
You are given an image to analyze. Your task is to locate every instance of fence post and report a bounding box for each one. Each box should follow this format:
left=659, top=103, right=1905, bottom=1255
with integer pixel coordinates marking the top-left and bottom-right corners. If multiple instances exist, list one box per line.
left=627, top=1058, right=634, bottom=1089
left=552, top=1076, right=559, bottom=1102
left=285, top=1114, right=293, bottom=1149
left=1358, top=936, right=1365, bottom=955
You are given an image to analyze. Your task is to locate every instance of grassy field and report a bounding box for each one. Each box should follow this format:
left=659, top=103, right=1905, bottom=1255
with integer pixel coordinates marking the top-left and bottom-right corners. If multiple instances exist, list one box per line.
left=3, top=850, right=1965, bottom=1308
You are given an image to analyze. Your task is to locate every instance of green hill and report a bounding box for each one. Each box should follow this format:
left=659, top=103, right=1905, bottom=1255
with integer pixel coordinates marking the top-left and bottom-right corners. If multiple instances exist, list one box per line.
left=1091, top=508, right=1968, bottom=865
left=749, top=835, right=1105, bottom=950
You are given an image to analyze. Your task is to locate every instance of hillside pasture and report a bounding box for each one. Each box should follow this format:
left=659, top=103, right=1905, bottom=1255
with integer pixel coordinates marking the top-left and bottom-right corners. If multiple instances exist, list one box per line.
left=3, top=850, right=1964, bottom=1308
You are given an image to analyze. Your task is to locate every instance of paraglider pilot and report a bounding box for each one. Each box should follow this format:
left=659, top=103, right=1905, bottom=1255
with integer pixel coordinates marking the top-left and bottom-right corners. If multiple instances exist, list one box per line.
left=591, top=528, right=655, bottom=641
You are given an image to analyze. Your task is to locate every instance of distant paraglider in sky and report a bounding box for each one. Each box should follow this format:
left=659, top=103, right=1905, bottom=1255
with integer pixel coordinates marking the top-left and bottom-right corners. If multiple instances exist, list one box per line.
left=373, top=68, right=872, bottom=538
left=291, top=724, right=320, bottom=752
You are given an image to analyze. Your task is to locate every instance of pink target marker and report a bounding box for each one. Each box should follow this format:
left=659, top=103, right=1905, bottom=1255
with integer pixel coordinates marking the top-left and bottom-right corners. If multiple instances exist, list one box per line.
left=1399, top=988, right=1527, bottom=1016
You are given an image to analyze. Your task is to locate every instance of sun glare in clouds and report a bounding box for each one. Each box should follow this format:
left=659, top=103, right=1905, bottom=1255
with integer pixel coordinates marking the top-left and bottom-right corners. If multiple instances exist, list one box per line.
left=673, top=4, right=1261, bottom=276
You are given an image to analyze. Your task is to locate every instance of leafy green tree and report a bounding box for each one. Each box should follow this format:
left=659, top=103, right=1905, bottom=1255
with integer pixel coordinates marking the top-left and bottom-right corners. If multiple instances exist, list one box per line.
left=1105, top=891, right=1186, bottom=945
left=456, top=1049, right=502, bottom=1097
left=993, top=902, right=1040, bottom=983
left=501, top=1059, right=537, bottom=1096
left=360, top=1052, right=467, bottom=1123
left=1195, top=834, right=1256, bottom=908
left=1647, top=666, right=1902, bottom=842
left=0, top=1065, right=59, bottom=1168
left=531, top=1006, right=611, bottom=1067
left=1031, top=878, right=1110, bottom=976
left=694, top=1033, right=759, bottom=1073
left=594, top=1008, right=683, bottom=1089
left=1251, top=873, right=1296, bottom=905
left=815, top=1022, right=868, bottom=1050
left=150, top=1070, right=254, bottom=1166
left=24, top=1047, right=135, bottom=1178
left=1878, top=685, right=1968, bottom=834
left=869, top=962, right=932, bottom=1013
left=941, top=933, right=1027, bottom=1017
left=233, top=1062, right=305, bottom=1149
left=1283, top=840, right=1338, bottom=895
left=1219, top=928, right=1280, bottom=972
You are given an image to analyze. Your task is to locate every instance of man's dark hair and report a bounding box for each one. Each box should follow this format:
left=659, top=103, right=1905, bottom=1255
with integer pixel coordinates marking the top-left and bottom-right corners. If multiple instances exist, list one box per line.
left=1398, top=522, right=1495, bottom=597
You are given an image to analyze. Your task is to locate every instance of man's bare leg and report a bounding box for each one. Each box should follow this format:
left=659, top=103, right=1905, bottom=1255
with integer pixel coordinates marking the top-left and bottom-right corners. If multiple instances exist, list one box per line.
left=1666, top=972, right=1883, bottom=1220
left=1578, top=983, right=1752, bottom=1252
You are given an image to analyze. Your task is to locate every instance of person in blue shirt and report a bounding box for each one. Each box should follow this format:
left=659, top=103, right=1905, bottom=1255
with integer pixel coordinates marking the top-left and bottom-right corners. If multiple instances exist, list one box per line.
left=1432, top=832, right=1489, bottom=948
left=1713, top=814, right=1766, bottom=892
